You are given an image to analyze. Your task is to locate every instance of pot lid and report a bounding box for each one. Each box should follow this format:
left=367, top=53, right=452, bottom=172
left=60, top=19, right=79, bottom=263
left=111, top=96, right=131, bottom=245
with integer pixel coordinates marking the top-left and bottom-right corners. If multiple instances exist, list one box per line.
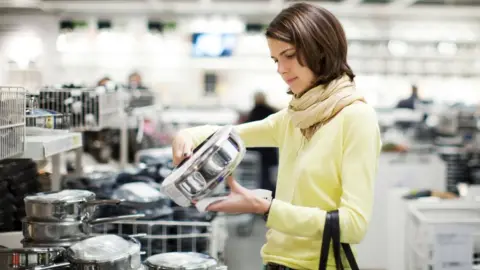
left=162, top=125, right=236, bottom=187
left=144, top=252, right=218, bottom=270
left=24, top=190, right=95, bottom=203
left=113, top=182, right=167, bottom=203
left=68, top=235, right=140, bottom=263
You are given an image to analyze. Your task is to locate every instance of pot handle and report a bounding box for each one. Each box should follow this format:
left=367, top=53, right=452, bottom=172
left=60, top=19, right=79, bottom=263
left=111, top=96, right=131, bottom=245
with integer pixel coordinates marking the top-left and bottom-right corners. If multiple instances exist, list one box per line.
left=88, top=214, right=145, bottom=225
left=35, top=262, right=71, bottom=270
left=84, top=199, right=124, bottom=206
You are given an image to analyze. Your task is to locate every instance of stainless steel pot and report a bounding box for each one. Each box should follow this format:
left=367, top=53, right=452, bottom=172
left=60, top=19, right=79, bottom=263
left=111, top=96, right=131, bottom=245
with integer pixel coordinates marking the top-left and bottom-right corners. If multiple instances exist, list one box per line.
left=17, top=235, right=143, bottom=270
left=21, top=238, right=88, bottom=248
left=22, top=214, right=145, bottom=242
left=0, top=247, right=69, bottom=270
left=25, top=189, right=123, bottom=222
left=66, top=234, right=142, bottom=270
left=143, top=252, right=222, bottom=270
left=161, top=125, right=245, bottom=207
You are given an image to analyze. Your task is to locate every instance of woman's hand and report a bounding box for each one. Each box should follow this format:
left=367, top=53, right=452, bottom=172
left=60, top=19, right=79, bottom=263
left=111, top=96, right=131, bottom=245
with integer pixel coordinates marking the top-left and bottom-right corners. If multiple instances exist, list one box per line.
left=206, top=176, right=271, bottom=214
left=172, top=132, right=195, bottom=166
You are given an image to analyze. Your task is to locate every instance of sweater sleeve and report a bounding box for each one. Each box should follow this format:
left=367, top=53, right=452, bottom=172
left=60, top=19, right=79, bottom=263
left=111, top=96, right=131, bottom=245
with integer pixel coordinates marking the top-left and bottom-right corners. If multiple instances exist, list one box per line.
left=266, top=104, right=381, bottom=243
left=179, top=109, right=286, bottom=148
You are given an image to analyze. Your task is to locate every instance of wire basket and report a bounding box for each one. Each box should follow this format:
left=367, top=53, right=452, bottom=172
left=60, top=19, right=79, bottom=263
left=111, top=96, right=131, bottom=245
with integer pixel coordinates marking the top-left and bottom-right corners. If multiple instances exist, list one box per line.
left=37, top=87, right=119, bottom=131
left=92, top=218, right=222, bottom=261
left=406, top=201, right=480, bottom=270
left=0, top=87, right=26, bottom=160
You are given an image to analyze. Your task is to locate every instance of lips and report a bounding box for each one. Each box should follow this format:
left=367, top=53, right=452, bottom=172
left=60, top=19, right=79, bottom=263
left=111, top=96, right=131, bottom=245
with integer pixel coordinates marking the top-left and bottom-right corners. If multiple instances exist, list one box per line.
left=285, top=77, right=297, bottom=85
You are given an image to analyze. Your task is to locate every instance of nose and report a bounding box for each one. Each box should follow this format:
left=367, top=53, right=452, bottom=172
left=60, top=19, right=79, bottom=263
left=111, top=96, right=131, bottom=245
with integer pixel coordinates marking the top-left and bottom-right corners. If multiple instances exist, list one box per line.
left=277, top=60, right=289, bottom=75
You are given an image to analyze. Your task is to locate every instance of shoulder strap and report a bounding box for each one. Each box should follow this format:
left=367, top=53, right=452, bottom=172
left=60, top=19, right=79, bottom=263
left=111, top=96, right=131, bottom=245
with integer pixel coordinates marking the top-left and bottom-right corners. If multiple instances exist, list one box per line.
left=319, top=211, right=360, bottom=270
left=319, top=212, right=333, bottom=269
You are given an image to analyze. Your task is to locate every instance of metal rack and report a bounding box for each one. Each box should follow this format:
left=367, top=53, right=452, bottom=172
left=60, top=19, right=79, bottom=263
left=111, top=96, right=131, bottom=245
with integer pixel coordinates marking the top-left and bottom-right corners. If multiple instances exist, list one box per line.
left=406, top=200, right=480, bottom=270
left=92, top=216, right=227, bottom=262
left=0, top=87, right=26, bottom=160
left=36, top=87, right=119, bottom=131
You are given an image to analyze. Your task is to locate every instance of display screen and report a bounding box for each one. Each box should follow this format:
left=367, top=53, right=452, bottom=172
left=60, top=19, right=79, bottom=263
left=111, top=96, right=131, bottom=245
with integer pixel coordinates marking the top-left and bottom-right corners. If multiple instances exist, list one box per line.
left=191, top=33, right=236, bottom=57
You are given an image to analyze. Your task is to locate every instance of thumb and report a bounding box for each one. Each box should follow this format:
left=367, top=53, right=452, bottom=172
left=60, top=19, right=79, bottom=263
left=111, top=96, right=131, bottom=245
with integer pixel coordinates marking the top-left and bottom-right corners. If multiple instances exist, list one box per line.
left=226, top=175, right=244, bottom=193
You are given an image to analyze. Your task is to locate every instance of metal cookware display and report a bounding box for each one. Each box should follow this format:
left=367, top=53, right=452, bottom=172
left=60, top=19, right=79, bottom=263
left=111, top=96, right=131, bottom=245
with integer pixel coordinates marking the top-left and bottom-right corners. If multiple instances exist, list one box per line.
left=66, top=234, right=142, bottom=270
left=17, top=235, right=143, bottom=270
left=161, top=125, right=245, bottom=207
left=24, top=190, right=123, bottom=222
left=21, top=237, right=88, bottom=248
left=22, top=214, right=145, bottom=242
left=111, top=182, right=174, bottom=220
left=143, top=252, right=221, bottom=270
left=0, top=247, right=69, bottom=270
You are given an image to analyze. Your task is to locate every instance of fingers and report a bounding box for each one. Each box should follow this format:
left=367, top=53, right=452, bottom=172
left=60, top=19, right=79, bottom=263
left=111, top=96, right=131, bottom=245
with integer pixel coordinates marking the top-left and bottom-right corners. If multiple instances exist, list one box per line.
left=206, top=196, right=240, bottom=213
left=226, top=175, right=247, bottom=193
left=172, top=134, right=194, bottom=166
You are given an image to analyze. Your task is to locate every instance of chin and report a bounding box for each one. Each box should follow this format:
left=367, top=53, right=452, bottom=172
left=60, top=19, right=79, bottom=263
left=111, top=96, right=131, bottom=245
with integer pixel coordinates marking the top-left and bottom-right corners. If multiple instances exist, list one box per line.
left=289, top=87, right=304, bottom=96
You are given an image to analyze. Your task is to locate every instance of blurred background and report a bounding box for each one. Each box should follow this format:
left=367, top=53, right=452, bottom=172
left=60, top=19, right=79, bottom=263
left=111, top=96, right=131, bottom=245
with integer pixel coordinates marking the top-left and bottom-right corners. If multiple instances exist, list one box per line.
left=1, top=0, right=480, bottom=270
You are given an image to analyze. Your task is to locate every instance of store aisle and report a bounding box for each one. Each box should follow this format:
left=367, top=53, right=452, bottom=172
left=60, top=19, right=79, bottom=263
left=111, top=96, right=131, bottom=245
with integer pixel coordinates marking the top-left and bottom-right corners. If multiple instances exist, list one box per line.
left=225, top=217, right=268, bottom=270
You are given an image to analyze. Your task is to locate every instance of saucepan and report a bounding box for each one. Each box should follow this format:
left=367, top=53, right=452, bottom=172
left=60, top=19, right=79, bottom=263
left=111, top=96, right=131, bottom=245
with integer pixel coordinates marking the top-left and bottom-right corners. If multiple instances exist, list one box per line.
left=22, top=214, right=145, bottom=242
left=161, top=125, right=245, bottom=207
left=14, top=235, right=144, bottom=270
left=24, top=190, right=123, bottom=222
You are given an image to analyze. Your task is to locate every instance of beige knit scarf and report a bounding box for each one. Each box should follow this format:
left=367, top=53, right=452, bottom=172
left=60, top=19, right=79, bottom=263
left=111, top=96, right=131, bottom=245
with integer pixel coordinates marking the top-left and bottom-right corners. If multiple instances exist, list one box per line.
left=288, top=74, right=365, bottom=140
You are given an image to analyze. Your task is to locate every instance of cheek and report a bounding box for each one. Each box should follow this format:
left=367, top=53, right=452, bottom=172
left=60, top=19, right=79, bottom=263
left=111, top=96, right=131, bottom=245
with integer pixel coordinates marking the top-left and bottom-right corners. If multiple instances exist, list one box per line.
left=298, top=67, right=315, bottom=84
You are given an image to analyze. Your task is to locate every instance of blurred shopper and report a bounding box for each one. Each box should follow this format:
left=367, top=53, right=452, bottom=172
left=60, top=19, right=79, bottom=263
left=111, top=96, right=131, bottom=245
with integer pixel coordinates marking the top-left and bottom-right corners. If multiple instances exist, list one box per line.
left=171, top=3, right=381, bottom=270
left=96, top=76, right=111, bottom=86
left=127, top=71, right=147, bottom=90
left=396, top=84, right=420, bottom=110
left=246, top=92, right=279, bottom=197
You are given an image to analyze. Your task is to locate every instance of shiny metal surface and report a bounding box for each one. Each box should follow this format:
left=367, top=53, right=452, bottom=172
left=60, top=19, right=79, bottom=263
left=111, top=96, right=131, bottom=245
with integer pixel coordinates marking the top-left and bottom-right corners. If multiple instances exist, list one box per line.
left=162, top=126, right=245, bottom=207
left=0, top=247, right=66, bottom=270
left=22, top=214, right=145, bottom=242
left=144, top=252, right=218, bottom=270
left=25, top=190, right=123, bottom=222
left=66, top=235, right=142, bottom=270
left=21, top=238, right=87, bottom=248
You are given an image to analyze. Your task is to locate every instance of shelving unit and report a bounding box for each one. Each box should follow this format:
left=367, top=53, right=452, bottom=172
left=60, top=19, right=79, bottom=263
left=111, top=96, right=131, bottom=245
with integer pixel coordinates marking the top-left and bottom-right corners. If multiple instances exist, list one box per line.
left=0, top=86, right=26, bottom=160
left=21, top=127, right=83, bottom=191
left=1, top=86, right=84, bottom=192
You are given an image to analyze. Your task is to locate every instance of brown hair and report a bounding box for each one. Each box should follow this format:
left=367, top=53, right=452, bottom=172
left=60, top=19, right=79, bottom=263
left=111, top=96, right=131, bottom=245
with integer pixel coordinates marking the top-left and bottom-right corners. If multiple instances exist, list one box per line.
left=266, top=2, right=355, bottom=89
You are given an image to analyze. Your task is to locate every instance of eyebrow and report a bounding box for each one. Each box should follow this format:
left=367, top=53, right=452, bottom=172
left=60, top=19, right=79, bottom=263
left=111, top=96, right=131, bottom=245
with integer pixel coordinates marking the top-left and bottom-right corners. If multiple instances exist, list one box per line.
left=271, top=48, right=295, bottom=59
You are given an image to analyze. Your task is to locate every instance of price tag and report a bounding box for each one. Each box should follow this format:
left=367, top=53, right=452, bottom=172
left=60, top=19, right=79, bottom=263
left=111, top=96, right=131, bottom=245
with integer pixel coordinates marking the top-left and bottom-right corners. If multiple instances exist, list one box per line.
left=72, top=135, right=81, bottom=147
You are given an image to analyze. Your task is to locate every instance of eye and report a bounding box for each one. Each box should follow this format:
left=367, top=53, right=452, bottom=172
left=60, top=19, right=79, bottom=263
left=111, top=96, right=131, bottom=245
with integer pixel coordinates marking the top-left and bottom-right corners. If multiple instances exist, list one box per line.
left=285, top=53, right=296, bottom=59
left=272, top=59, right=278, bottom=64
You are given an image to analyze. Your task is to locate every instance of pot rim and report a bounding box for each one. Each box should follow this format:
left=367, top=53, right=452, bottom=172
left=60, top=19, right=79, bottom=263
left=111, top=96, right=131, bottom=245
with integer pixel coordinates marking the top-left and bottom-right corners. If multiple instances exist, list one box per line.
left=143, top=252, right=218, bottom=270
left=24, top=190, right=96, bottom=204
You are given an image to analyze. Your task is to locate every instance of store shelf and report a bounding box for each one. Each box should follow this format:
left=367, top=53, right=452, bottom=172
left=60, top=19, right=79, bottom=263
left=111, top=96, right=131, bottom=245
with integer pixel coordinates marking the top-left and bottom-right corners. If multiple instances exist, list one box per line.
left=21, top=130, right=83, bottom=161
left=0, top=231, right=22, bottom=248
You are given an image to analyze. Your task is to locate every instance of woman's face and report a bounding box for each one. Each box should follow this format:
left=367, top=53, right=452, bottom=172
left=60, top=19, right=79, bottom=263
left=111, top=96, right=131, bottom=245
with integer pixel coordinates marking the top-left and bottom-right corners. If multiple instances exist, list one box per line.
left=267, top=38, right=316, bottom=95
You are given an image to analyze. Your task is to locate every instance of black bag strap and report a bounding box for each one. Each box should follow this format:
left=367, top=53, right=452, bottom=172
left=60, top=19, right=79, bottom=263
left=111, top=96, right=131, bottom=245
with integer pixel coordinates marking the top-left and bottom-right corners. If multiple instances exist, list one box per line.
left=318, top=212, right=333, bottom=269
left=318, top=210, right=360, bottom=270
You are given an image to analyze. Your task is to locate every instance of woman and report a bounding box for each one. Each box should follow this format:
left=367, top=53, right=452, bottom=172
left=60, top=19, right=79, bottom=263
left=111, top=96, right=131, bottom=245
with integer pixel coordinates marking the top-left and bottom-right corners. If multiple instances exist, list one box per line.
left=172, top=2, right=381, bottom=270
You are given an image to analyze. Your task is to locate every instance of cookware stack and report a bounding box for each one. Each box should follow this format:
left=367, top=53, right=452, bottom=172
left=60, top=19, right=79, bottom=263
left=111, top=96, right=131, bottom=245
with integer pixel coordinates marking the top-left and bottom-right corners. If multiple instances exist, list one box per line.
left=20, top=189, right=145, bottom=249
left=0, top=234, right=145, bottom=270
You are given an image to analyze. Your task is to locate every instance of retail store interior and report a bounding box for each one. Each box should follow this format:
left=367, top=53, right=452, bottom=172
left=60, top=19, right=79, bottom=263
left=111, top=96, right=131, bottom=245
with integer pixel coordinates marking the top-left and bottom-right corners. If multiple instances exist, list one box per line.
left=1, top=0, right=480, bottom=269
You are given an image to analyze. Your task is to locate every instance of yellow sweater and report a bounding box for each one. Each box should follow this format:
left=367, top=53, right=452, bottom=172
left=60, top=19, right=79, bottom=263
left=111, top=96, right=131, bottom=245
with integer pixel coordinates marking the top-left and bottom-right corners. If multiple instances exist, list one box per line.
left=181, top=102, right=382, bottom=269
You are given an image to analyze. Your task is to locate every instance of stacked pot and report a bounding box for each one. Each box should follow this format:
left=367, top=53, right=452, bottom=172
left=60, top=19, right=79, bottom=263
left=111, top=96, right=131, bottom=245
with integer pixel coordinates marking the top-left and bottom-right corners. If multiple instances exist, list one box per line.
left=1, top=234, right=145, bottom=270
left=21, top=189, right=145, bottom=248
